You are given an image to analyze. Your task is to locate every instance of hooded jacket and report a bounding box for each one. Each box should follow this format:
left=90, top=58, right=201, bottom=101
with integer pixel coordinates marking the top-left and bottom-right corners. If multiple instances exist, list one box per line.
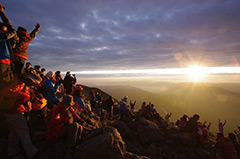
left=45, top=103, right=84, bottom=142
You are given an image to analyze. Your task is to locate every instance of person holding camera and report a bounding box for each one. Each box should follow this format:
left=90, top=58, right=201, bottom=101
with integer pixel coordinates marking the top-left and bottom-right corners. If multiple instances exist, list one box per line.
left=63, top=71, right=77, bottom=94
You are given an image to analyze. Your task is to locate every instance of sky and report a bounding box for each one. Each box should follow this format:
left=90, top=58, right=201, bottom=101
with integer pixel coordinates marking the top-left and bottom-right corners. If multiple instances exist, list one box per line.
left=2, top=0, right=240, bottom=83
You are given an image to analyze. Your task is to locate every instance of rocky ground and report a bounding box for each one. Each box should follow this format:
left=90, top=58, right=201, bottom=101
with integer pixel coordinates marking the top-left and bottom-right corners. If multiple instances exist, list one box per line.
left=0, top=109, right=218, bottom=159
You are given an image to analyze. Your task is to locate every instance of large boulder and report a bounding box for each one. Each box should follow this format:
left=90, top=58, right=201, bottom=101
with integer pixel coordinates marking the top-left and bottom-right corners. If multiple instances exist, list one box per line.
left=137, top=118, right=164, bottom=144
left=74, top=126, right=126, bottom=159
left=112, top=120, right=130, bottom=139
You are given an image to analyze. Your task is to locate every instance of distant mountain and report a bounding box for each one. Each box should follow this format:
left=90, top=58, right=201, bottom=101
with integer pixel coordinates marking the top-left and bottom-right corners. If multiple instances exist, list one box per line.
left=99, top=83, right=240, bottom=133
left=211, top=83, right=240, bottom=94
left=97, top=85, right=155, bottom=108
left=79, top=84, right=116, bottom=102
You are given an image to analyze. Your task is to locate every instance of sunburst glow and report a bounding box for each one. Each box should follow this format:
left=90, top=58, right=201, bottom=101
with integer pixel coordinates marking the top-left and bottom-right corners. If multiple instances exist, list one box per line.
left=70, top=66, right=240, bottom=81
left=185, top=65, right=208, bottom=82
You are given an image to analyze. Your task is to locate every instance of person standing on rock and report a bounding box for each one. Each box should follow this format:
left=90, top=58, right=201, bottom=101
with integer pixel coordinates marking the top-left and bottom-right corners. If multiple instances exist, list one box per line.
left=105, top=96, right=114, bottom=120
left=0, top=3, right=17, bottom=90
left=13, top=21, right=40, bottom=79
left=119, top=96, right=130, bottom=120
left=46, top=95, right=85, bottom=157
left=63, top=71, right=76, bottom=94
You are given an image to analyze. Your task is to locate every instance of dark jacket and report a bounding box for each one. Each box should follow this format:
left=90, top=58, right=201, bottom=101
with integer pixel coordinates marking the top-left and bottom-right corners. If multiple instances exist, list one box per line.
left=216, top=137, right=237, bottom=159
left=63, top=75, right=76, bottom=94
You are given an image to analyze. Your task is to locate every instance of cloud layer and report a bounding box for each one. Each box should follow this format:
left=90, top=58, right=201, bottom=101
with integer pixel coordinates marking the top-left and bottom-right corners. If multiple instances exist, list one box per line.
left=3, top=0, right=240, bottom=72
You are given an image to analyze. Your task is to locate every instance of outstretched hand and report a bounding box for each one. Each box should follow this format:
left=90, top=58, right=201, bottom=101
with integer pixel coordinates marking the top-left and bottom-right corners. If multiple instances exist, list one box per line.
left=35, top=23, right=41, bottom=29
left=0, top=3, right=4, bottom=12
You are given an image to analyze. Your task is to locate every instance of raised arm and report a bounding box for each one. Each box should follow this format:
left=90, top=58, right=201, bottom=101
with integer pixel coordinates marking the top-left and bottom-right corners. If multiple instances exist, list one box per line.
left=0, top=3, right=15, bottom=32
left=29, top=23, right=40, bottom=41
left=223, top=120, right=226, bottom=126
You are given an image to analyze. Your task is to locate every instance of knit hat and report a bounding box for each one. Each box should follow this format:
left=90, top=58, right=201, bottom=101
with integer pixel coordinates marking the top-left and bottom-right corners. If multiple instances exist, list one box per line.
left=45, top=71, right=55, bottom=78
left=17, top=26, right=27, bottom=32
left=61, top=95, right=75, bottom=107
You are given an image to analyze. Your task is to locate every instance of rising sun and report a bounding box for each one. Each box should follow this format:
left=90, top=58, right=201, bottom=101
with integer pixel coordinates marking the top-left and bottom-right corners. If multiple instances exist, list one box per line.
left=185, top=65, right=208, bottom=82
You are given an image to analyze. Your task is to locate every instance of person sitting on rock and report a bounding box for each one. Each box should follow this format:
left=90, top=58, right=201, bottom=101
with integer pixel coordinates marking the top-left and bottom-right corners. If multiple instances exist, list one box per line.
left=179, top=114, right=188, bottom=132
left=165, top=112, right=172, bottom=123
left=46, top=95, right=85, bottom=157
left=151, top=104, right=156, bottom=113
left=43, top=71, right=60, bottom=109
left=202, top=121, right=211, bottom=140
left=215, top=132, right=237, bottom=159
left=24, top=62, right=32, bottom=75
left=2, top=75, right=41, bottom=158
left=186, top=114, right=204, bottom=145
left=228, top=133, right=240, bottom=158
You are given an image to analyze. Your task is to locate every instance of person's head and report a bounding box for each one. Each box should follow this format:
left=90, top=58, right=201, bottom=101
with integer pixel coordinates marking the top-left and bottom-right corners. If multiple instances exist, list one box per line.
left=182, top=114, right=188, bottom=120
left=217, top=132, right=224, bottom=139
left=193, top=114, right=200, bottom=121
left=45, top=71, right=55, bottom=79
left=123, top=96, right=128, bottom=101
left=151, top=104, right=154, bottom=108
left=41, top=68, right=45, bottom=73
left=73, top=89, right=83, bottom=97
left=55, top=71, right=61, bottom=76
left=66, top=71, right=71, bottom=76
left=34, top=65, right=40, bottom=71
left=61, top=95, right=75, bottom=108
left=17, top=26, right=27, bottom=32
left=228, top=133, right=236, bottom=140
left=142, top=101, right=146, bottom=106
left=26, top=62, right=32, bottom=68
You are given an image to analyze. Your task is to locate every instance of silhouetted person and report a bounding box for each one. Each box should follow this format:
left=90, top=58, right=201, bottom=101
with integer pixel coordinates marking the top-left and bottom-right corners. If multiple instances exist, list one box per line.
left=105, top=96, right=114, bottom=119
left=229, top=133, right=240, bottom=158
left=215, top=133, right=237, bottom=159
left=63, top=71, right=76, bottom=94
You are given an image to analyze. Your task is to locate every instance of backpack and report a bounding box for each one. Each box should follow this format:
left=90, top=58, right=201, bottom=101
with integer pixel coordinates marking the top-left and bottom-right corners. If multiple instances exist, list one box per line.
left=0, top=81, right=25, bottom=110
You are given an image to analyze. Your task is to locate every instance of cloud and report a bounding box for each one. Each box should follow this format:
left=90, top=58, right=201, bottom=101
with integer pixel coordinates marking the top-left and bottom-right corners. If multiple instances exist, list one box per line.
left=2, top=0, right=240, bottom=72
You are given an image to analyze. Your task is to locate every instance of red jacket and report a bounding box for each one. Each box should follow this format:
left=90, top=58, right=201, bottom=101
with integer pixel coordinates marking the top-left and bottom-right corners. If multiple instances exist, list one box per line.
left=215, top=137, right=237, bottom=159
left=46, top=103, right=84, bottom=142
left=1, top=81, right=32, bottom=114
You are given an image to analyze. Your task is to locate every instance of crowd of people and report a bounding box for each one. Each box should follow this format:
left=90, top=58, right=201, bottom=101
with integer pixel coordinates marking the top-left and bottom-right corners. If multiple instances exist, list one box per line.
left=0, top=3, right=240, bottom=159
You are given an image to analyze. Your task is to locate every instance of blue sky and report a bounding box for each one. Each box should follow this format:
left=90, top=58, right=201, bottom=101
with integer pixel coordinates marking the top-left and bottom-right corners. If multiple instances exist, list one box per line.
left=2, top=0, right=240, bottom=79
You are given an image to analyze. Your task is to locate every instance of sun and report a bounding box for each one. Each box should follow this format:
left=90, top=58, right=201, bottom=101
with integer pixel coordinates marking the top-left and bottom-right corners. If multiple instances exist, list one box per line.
left=185, top=65, right=208, bottom=82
